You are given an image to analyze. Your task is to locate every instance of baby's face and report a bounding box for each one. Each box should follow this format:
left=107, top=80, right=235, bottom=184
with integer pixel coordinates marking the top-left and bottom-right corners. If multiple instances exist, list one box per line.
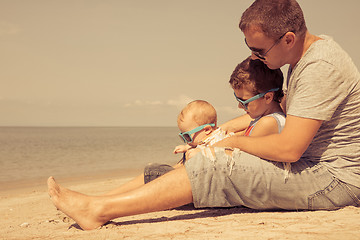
left=178, top=115, right=208, bottom=147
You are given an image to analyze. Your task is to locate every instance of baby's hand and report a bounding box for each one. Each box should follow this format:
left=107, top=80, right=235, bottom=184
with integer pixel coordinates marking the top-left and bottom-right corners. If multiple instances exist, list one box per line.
left=173, top=145, right=191, bottom=154
left=186, top=148, right=201, bottom=159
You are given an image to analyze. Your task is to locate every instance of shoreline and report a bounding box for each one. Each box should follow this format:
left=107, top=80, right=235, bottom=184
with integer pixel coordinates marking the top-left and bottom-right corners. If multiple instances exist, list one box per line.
left=0, top=167, right=143, bottom=197
left=1, top=171, right=360, bottom=239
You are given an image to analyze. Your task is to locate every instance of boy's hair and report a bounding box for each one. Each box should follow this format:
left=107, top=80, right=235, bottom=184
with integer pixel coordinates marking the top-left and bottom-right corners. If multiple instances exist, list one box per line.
left=239, top=0, right=307, bottom=40
left=229, top=56, right=284, bottom=103
left=178, top=100, right=217, bottom=126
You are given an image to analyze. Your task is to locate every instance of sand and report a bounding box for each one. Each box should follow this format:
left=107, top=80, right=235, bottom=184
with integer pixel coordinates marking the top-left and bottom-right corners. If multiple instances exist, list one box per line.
left=1, top=175, right=360, bottom=240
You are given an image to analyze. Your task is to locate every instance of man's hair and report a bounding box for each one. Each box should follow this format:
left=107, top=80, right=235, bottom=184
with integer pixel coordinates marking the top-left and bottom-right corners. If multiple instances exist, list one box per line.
left=229, top=56, right=284, bottom=103
left=178, top=100, right=217, bottom=126
left=239, top=0, right=307, bottom=39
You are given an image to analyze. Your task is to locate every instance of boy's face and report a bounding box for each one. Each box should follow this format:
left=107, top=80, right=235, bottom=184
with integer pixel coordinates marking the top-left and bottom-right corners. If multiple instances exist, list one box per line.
left=177, top=113, right=209, bottom=147
left=234, top=85, right=270, bottom=119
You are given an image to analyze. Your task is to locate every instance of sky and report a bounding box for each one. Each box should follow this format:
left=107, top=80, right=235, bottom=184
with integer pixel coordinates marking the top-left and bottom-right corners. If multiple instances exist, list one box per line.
left=1, top=0, right=359, bottom=127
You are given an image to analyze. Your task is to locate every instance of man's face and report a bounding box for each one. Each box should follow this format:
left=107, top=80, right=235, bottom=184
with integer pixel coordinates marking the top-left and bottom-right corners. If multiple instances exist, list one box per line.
left=243, top=26, right=286, bottom=69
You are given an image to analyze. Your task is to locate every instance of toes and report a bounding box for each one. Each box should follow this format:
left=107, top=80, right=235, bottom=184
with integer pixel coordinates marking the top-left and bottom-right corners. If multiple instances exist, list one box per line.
left=47, top=176, right=61, bottom=198
left=47, top=176, right=56, bottom=186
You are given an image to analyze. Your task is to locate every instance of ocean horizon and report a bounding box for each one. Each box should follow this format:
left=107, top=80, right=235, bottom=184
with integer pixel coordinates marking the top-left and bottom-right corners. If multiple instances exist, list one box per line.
left=0, top=126, right=181, bottom=190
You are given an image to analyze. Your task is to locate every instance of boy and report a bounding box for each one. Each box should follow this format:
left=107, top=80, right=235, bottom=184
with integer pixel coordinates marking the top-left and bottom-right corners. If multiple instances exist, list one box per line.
left=230, top=56, right=285, bottom=138
left=229, top=57, right=290, bottom=179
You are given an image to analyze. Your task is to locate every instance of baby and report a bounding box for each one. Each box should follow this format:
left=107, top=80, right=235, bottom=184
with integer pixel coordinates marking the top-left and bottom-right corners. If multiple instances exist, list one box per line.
left=174, top=100, right=234, bottom=162
left=144, top=100, right=234, bottom=183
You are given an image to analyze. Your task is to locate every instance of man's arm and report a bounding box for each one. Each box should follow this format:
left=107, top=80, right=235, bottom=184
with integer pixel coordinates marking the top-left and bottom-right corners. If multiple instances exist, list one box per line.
left=214, top=115, right=323, bottom=162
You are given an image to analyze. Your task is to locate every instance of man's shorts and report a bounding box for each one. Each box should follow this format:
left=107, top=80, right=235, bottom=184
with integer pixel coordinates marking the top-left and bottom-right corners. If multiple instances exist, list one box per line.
left=184, top=147, right=360, bottom=210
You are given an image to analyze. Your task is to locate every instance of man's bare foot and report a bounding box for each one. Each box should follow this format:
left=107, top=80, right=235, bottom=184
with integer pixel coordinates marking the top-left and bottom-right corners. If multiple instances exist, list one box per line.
left=47, top=176, right=107, bottom=230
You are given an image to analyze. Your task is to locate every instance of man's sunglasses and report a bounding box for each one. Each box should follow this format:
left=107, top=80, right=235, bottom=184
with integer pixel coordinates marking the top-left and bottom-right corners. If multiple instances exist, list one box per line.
left=244, top=32, right=287, bottom=60
left=234, top=88, right=279, bottom=110
left=179, top=123, right=215, bottom=143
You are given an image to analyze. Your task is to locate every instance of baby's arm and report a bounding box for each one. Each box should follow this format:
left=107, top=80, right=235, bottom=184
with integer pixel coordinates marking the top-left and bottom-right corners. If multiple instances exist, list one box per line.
left=173, top=144, right=192, bottom=154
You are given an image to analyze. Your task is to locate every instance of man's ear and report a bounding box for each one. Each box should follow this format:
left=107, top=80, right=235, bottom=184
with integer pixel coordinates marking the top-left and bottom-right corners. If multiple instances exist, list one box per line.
left=284, top=31, right=296, bottom=48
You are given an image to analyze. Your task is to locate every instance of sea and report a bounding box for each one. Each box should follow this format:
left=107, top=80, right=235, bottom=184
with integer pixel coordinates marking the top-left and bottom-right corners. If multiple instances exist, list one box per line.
left=0, top=127, right=181, bottom=191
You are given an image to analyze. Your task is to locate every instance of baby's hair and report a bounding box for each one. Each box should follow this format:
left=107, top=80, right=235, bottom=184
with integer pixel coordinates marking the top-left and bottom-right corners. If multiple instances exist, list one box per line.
left=178, top=100, right=217, bottom=126
left=229, top=56, right=284, bottom=102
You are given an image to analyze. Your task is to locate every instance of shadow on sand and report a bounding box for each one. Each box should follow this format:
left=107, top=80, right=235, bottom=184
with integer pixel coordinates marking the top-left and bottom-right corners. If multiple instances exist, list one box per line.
left=69, top=205, right=262, bottom=230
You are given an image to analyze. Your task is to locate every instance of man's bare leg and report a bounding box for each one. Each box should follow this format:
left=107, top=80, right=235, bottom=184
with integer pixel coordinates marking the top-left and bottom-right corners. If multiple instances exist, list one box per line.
left=48, top=166, right=193, bottom=230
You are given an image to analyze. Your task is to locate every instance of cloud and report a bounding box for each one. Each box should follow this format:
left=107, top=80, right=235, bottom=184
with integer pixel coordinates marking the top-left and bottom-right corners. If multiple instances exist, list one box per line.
left=166, top=95, right=194, bottom=109
left=124, top=100, right=162, bottom=107
left=124, top=95, right=194, bottom=109
left=0, top=21, right=21, bottom=36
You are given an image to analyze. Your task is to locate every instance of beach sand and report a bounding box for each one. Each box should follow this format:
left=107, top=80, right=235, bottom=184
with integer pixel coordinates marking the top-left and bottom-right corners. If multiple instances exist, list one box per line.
left=1, top=174, right=360, bottom=240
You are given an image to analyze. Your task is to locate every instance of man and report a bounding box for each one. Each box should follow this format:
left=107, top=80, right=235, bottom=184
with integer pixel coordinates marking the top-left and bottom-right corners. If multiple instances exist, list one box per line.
left=48, top=0, right=360, bottom=230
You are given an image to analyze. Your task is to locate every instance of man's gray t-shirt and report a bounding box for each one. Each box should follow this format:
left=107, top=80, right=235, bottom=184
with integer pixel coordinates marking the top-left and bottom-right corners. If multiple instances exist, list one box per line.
left=285, top=35, right=360, bottom=188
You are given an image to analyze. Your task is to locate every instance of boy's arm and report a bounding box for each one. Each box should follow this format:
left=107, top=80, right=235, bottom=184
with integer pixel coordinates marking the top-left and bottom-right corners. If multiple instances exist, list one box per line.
left=219, top=114, right=253, bottom=134
left=248, top=115, right=281, bottom=137
left=214, top=115, right=322, bottom=163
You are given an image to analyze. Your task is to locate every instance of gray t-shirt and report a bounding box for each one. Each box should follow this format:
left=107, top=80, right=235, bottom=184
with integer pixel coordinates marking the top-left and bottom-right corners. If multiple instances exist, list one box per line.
left=285, top=35, right=360, bottom=188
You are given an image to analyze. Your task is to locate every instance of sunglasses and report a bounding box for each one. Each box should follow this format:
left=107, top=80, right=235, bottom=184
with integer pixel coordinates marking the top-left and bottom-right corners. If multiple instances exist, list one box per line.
left=179, top=123, right=215, bottom=143
left=244, top=32, right=287, bottom=60
left=234, top=88, right=279, bottom=110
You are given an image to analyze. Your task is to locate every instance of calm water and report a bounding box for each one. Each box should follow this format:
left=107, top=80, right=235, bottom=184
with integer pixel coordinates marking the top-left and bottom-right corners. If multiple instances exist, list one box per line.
left=0, top=127, right=180, bottom=185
